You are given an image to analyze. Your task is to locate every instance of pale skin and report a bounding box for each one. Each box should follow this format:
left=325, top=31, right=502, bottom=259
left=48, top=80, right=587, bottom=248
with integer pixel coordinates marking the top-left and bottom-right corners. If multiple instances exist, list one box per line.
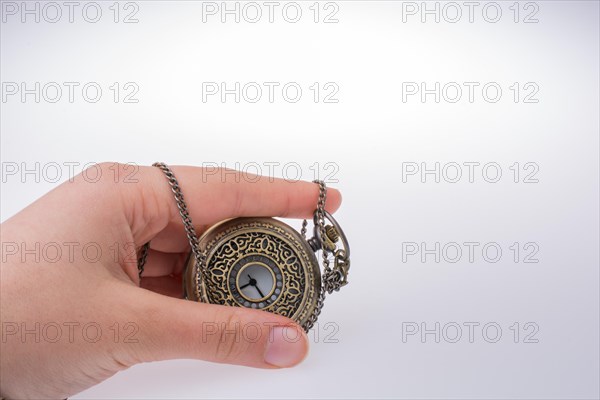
left=0, top=163, right=341, bottom=399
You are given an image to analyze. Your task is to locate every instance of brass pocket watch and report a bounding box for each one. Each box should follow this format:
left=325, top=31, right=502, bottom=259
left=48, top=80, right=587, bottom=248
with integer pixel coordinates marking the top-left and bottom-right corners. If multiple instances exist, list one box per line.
left=139, top=162, right=351, bottom=331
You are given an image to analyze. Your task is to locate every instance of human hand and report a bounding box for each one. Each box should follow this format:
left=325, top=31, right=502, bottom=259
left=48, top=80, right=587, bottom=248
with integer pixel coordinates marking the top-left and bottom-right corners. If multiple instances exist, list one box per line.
left=0, top=163, right=341, bottom=399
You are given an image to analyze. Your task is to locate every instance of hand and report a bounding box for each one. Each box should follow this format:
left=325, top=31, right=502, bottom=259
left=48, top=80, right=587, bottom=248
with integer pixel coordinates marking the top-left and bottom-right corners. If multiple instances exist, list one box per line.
left=0, top=163, right=341, bottom=399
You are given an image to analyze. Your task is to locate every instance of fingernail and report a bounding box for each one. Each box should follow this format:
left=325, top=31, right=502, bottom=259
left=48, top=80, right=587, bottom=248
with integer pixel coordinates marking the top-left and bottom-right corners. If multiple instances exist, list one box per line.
left=264, top=326, right=308, bottom=368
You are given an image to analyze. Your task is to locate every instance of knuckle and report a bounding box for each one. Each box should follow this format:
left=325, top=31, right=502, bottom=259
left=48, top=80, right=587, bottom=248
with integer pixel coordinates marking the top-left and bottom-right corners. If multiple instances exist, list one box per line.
left=97, top=162, right=127, bottom=185
left=106, top=345, right=139, bottom=371
left=212, top=312, right=252, bottom=363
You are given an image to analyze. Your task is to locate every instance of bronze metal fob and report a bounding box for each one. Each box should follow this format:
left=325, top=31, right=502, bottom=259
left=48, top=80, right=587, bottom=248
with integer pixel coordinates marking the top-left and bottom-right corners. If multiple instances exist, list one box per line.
left=139, top=162, right=351, bottom=332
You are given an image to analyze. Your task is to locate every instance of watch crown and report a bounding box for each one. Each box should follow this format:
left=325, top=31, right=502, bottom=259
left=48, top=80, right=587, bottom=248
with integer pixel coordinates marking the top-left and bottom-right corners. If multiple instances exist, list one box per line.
left=325, top=225, right=339, bottom=244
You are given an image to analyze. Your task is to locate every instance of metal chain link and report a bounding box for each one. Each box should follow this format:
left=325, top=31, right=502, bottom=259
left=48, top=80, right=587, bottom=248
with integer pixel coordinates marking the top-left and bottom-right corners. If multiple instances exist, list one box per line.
left=303, top=180, right=351, bottom=330
left=137, top=242, right=149, bottom=279
left=300, top=219, right=308, bottom=237
left=151, top=162, right=205, bottom=263
left=137, top=163, right=206, bottom=286
left=302, top=180, right=331, bottom=332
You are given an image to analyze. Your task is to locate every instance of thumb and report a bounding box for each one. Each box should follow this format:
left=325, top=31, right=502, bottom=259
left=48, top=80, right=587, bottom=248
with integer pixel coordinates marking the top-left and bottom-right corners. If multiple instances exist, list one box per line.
left=123, top=288, right=309, bottom=369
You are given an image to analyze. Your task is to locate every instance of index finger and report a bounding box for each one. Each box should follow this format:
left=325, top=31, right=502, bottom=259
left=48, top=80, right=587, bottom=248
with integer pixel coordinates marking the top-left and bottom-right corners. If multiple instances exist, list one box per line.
left=120, top=165, right=342, bottom=252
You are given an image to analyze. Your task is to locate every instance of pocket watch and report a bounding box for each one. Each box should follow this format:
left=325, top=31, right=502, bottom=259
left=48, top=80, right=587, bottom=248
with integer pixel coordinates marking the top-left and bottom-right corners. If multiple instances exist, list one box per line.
left=138, top=162, right=351, bottom=331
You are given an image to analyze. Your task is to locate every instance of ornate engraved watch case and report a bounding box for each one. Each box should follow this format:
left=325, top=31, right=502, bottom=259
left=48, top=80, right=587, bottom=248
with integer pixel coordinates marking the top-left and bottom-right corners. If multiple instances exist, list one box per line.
left=140, top=163, right=351, bottom=332
left=185, top=217, right=322, bottom=327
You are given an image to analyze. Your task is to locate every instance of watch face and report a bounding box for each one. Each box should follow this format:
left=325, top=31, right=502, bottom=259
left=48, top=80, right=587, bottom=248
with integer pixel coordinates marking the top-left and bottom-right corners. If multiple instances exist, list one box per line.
left=232, top=256, right=282, bottom=308
left=185, top=218, right=321, bottom=326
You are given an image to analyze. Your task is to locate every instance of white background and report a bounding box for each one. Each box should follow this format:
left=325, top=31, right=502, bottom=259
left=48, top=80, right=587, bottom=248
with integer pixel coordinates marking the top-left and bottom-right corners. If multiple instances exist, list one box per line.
left=1, top=1, right=599, bottom=398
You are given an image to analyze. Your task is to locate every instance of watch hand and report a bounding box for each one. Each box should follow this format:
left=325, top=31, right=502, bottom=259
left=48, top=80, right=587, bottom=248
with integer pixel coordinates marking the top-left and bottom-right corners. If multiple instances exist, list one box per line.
left=255, top=285, right=265, bottom=298
left=240, top=282, right=251, bottom=289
